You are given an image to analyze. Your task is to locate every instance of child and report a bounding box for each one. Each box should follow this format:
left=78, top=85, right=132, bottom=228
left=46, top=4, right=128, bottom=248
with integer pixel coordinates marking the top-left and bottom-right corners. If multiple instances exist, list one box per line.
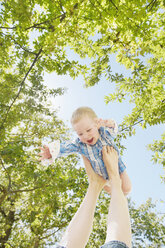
left=39, top=107, right=131, bottom=195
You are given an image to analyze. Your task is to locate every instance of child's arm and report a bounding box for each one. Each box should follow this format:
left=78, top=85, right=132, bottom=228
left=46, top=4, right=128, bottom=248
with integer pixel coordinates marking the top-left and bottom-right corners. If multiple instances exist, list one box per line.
left=38, top=140, right=80, bottom=166
left=98, top=118, right=118, bottom=136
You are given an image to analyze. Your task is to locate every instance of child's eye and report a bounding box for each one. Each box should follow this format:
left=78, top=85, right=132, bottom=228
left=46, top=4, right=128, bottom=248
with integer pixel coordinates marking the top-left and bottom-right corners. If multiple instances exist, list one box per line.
left=87, top=129, right=91, bottom=132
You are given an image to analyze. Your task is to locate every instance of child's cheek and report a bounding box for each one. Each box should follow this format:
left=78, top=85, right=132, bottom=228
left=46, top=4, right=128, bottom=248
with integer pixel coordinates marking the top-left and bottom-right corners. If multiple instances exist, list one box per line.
left=80, top=137, right=84, bottom=142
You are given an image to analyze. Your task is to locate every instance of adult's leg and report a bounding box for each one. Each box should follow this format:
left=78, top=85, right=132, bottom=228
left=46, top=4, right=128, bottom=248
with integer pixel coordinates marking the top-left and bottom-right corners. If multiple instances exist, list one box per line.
left=102, top=146, right=132, bottom=248
left=59, top=156, right=106, bottom=248
left=120, top=170, right=132, bottom=196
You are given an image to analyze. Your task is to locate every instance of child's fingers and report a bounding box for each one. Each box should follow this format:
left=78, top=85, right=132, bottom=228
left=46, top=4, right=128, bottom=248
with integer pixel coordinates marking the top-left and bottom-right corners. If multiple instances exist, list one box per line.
left=97, top=118, right=105, bottom=127
left=38, top=147, right=45, bottom=151
left=38, top=152, right=44, bottom=156
left=39, top=145, right=49, bottom=149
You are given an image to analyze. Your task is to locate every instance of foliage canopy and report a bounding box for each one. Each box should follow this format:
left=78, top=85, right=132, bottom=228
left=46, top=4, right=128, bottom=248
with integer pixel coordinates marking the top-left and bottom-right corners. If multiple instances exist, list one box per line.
left=0, top=0, right=165, bottom=247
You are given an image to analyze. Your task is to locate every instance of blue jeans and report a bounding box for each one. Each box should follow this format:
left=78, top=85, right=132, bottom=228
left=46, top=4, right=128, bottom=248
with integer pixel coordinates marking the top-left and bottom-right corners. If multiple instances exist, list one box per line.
left=55, top=240, right=129, bottom=248
left=101, top=240, right=129, bottom=248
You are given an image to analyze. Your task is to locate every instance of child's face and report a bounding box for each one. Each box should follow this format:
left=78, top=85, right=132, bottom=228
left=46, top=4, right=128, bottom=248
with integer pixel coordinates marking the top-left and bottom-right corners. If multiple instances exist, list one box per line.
left=73, top=116, right=100, bottom=145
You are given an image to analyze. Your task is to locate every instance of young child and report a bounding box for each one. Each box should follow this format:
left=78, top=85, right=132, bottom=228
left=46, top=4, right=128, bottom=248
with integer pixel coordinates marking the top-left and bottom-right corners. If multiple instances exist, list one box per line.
left=39, top=106, right=131, bottom=195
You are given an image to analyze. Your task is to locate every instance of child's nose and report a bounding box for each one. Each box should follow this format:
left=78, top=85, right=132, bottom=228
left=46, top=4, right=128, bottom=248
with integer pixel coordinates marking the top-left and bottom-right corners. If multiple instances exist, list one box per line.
left=84, top=133, right=90, bottom=139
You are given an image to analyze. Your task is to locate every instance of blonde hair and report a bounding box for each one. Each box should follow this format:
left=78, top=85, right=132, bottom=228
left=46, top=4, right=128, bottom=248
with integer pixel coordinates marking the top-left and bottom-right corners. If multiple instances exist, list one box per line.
left=71, top=106, right=97, bottom=125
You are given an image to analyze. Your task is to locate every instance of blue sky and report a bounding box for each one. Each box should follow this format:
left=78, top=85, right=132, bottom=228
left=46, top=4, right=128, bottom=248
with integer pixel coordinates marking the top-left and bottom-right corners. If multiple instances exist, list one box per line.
left=43, top=55, right=165, bottom=214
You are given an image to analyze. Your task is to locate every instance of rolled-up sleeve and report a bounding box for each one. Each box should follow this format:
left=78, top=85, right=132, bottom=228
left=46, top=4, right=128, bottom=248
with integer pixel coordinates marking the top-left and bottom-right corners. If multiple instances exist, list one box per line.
left=41, top=139, right=80, bottom=166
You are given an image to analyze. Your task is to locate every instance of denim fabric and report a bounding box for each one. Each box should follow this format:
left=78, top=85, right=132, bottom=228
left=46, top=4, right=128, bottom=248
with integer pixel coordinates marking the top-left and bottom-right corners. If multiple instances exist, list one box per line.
left=55, top=240, right=129, bottom=248
left=101, top=240, right=129, bottom=248
left=55, top=245, right=65, bottom=248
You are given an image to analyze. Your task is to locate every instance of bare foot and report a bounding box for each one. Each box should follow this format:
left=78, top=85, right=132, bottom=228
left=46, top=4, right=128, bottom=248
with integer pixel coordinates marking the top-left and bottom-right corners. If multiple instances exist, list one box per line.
left=82, top=155, right=106, bottom=190
left=102, top=146, right=120, bottom=180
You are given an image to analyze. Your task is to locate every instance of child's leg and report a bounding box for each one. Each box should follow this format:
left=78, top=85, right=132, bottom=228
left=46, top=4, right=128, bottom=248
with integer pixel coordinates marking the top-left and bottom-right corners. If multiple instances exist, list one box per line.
left=120, top=170, right=132, bottom=195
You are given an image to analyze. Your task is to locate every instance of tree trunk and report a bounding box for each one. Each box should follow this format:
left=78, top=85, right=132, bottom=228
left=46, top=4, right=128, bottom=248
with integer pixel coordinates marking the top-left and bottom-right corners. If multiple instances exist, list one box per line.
left=0, top=209, right=15, bottom=247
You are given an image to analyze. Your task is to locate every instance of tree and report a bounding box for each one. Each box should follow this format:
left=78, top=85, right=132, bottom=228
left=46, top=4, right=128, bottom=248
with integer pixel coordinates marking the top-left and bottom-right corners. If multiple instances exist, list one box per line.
left=147, top=133, right=165, bottom=182
left=0, top=74, right=88, bottom=246
left=1, top=0, right=165, bottom=246
left=1, top=0, right=164, bottom=171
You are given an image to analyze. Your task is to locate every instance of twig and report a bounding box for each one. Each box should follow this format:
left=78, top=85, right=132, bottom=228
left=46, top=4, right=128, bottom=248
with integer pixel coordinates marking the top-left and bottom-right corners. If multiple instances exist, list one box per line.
left=40, top=222, right=68, bottom=240
left=11, top=36, right=38, bottom=55
left=10, top=185, right=49, bottom=193
left=0, top=26, right=16, bottom=29
left=120, top=119, right=144, bottom=132
left=25, top=13, right=66, bottom=30
left=89, top=0, right=102, bottom=17
left=146, top=0, right=157, bottom=11
left=109, top=0, right=118, bottom=10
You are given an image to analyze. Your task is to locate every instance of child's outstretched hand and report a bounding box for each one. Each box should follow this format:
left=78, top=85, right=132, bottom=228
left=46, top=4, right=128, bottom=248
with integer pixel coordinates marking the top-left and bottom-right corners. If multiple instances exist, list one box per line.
left=97, top=118, right=115, bottom=129
left=38, top=145, right=52, bottom=161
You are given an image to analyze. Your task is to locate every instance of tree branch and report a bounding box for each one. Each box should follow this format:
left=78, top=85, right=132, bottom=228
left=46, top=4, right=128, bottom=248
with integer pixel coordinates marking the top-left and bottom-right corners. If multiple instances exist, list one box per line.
left=11, top=36, right=38, bottom=55
left=0, top=14, right=64, bottom=31
left=58, top=0, right=65, bottom=14
left=0, top=48, right=43, bottom=130
left=10, top=185, right=49, bottom=193
left=25, top=13, right=66, bottom=31
left=109, top=0, right=118, bottom=10
left=0, top=159, right=12, bottom=192
left=88, top=0, right=102, bottom=17
left=0, top=205, right=15, bottom=246
left=120, top=119, right=144, bottom=132
left=0, top=1, right=79, bottom=32
left=0, top=183, right=49, bottom=205
left=0, top=26, right=16, bottom=29
left=40, top=222, right=68, bottom=240
left=146, top=0, right=157, bottom=11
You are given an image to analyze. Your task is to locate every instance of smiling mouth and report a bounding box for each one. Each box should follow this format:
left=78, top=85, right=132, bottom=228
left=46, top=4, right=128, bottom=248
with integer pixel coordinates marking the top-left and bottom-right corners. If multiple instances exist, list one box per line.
left=87, top=138, right=94, bottom=144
